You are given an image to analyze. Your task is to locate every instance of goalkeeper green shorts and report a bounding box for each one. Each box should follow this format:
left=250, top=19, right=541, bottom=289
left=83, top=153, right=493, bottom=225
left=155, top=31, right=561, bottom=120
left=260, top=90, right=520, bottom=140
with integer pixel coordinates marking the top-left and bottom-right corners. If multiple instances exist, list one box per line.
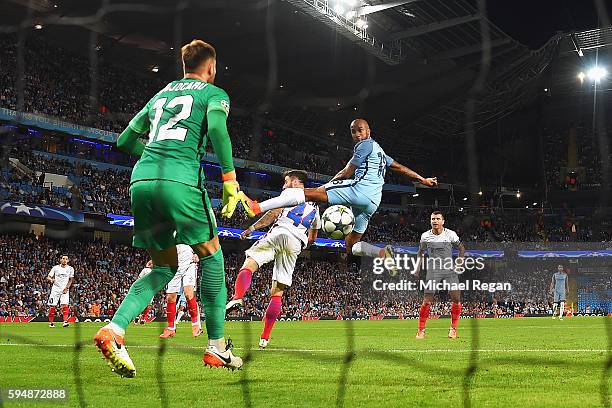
left=130, top=180, right=218, bottom=250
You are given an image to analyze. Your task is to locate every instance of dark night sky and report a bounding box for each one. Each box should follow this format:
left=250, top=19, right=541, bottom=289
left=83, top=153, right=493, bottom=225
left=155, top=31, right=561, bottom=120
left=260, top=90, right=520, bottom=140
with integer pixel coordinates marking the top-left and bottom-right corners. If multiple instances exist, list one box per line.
left=484, top=0, right=609, bottom=49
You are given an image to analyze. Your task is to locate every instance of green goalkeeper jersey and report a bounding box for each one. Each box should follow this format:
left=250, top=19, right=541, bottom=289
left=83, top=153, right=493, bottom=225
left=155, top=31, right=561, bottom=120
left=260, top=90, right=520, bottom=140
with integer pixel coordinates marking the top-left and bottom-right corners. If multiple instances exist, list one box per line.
left=127, top=78, right=234, bottom=188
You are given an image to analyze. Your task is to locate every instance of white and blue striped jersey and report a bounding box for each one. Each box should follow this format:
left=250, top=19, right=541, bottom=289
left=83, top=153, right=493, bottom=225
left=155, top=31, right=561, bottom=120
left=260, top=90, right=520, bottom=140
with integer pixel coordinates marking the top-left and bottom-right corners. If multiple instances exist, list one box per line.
left=272, top=202, right=321, bottom=246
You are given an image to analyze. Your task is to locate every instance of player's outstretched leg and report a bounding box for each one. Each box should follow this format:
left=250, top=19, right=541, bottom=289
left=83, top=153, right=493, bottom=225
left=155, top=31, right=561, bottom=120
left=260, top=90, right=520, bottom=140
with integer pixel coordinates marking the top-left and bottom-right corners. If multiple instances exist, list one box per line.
left=260, top=294, right=283, bottom=348
left=94, top=265, right=177, bottom=377
left=351, top=241, right=397, bottom=274
left=239, top=188, right=306, bottom=217
left=199, top=247, right=242, bottom=370
left=240, top=185, right=331, bottom=218
left=552, top=302, right=558, bottom=319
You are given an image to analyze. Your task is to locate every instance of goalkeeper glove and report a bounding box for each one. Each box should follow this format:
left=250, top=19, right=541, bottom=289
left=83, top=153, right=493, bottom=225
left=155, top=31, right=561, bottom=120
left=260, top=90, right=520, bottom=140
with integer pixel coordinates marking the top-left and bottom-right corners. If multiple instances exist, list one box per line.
left=221, top=171, right=241, bottom=218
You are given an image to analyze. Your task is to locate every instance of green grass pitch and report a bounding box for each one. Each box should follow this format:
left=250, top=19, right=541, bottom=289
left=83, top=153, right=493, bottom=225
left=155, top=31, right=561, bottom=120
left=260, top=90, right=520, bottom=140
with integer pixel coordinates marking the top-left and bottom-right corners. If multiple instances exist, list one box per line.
left=0, top=317, right=609, bottom=407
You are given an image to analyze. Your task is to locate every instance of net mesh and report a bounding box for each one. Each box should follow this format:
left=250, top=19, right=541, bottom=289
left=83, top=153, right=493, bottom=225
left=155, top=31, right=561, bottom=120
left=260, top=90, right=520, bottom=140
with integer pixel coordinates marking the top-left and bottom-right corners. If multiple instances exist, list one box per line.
left=0, top=1, right=610, bottom=407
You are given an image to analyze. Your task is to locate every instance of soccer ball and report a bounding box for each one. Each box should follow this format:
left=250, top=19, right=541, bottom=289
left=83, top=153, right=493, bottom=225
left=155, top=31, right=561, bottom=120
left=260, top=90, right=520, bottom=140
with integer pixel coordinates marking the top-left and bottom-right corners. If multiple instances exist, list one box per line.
left=321, top=205, right=355, bottom=239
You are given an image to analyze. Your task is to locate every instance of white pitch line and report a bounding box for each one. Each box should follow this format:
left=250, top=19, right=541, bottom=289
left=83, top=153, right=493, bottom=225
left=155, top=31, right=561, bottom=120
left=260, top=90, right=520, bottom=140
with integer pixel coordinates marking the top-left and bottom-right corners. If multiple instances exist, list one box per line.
left=0, top=343, right=608, bottom=353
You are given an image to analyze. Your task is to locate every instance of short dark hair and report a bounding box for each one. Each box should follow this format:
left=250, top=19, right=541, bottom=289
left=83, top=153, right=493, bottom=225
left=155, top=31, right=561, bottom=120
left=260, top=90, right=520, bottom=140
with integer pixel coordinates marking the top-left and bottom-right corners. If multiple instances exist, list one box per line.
left=181, top=39, right=216, bottom=73
left=431, top=210, right=444, bottom=219
left=60, top=254, right=69, bottom=259
left=282, top=170, right=308, bottom=184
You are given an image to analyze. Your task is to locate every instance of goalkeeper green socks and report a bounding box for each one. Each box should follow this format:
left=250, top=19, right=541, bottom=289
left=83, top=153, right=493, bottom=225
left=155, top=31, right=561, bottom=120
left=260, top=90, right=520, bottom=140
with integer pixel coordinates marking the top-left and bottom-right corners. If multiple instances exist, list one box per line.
left=111, top=265, right=177, bottom=331
left=199, top=248, right=227, bottom=340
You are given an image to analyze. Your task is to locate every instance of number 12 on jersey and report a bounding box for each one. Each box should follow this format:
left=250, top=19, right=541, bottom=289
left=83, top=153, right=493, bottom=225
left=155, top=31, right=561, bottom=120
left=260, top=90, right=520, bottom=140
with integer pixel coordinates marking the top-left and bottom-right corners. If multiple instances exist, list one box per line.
left=148, top=95, right=194, bottom=144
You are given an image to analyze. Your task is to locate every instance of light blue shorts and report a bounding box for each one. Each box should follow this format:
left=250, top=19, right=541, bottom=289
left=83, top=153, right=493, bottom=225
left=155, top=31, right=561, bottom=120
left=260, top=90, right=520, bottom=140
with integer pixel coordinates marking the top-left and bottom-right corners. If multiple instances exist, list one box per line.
left=324, top=179, right=379, bottom=234
left=554, top=291, right=566, bottom=303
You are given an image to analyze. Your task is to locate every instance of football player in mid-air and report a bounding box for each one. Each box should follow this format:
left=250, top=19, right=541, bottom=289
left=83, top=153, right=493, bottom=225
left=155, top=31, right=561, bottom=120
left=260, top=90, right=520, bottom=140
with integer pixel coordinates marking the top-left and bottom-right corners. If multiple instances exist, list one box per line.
left=237, top=119, right=437, bottom=268
left=227, top=170, right=320, bottom=348
left=94, top=39, right=243, bottom=377
left=550, top=265, right=569, bottom=320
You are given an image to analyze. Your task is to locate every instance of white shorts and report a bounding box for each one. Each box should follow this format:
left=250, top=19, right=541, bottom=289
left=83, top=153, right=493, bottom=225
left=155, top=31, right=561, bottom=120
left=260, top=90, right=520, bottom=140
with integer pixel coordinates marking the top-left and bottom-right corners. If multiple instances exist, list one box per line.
left=245, top=228, right=302, bottom=287
left=47, top=287, right=69, bottom=306
left=166, top=264, right=197, bottom=293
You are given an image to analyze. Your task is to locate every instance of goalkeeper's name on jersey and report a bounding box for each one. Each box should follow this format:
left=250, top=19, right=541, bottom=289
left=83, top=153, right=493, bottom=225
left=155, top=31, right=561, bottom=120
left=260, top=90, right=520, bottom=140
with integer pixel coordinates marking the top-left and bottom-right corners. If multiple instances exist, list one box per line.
left=160, top=81, right=208, bottom=92
left=372, top=279, right=512, bottom=293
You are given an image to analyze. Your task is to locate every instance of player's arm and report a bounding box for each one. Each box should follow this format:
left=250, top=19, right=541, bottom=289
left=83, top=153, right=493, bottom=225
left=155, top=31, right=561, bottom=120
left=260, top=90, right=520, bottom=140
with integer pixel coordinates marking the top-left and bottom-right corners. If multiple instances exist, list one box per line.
left=453, top=231, right=465, bottom=259
left=117, top=128, right=146, bottom=157
left=46, top=270, right=55, bottom=284
left=453, top=239, right=466, bottom=273
left=458, top=242, right=466, bottom=258
left=207, top=91, right=242, bottom=217
left=306, top=228, right=319, bottom=248
left=207, top=109, right=234, bottom=177
left=240, top=208, right=283, bottom=239
left=63, top=277, right=74, bottom=294
left=330, top=140, right=373, bottom=182
left=306, top=210, right=322, bottom=248
left=549, top=276, right=555, bottom=292
left=116, top=101, right=151, bottom=157
left=387, top=159, right=437, bottom=187
left=415, top=241, right=426, bottom=277
left=330, top=163, right=357, bottom=182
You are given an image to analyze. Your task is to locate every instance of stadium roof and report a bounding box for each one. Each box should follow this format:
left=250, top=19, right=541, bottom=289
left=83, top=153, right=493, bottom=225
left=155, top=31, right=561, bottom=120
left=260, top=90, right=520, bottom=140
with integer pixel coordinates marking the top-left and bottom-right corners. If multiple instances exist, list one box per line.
left=1, top=0, right=609, bottom=159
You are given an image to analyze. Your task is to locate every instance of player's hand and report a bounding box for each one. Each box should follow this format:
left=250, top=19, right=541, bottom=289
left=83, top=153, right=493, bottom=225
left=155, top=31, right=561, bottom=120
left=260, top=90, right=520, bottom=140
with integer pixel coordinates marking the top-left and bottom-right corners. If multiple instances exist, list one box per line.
left=420, top=177, right=438, bottom=187
left=221, top=171, right=241, bottom=218
left=192, top=254, right=199, bottom=263
left=63, top=288, right=69, bottom=294
left=240, top=227, right=254, bottom=240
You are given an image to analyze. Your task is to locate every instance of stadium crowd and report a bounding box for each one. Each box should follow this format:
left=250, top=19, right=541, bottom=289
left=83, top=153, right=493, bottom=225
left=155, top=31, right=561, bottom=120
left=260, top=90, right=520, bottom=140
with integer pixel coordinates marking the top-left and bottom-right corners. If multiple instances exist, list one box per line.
left=1, top=33, right=610, bottom=199
left=2, top=233, right=608, bottom=319
left=0, top=234, right=147, bottom=319
left=543, top=124, right=609, bottom=191
left=2, top=140, right=610, bottom=243
left=0, top=35, right=345, bottom=175
left=0, top=34, right=610, bottom=321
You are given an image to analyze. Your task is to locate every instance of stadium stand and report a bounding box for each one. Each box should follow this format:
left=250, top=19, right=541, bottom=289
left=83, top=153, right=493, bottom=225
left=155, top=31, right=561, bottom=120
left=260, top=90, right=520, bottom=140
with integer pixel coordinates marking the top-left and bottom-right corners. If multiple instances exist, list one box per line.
left=0, top=33, right=610, bottom=323
left=0, top=34, right=348, bottom=175
left=1, top=232, right=610, bottom=319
